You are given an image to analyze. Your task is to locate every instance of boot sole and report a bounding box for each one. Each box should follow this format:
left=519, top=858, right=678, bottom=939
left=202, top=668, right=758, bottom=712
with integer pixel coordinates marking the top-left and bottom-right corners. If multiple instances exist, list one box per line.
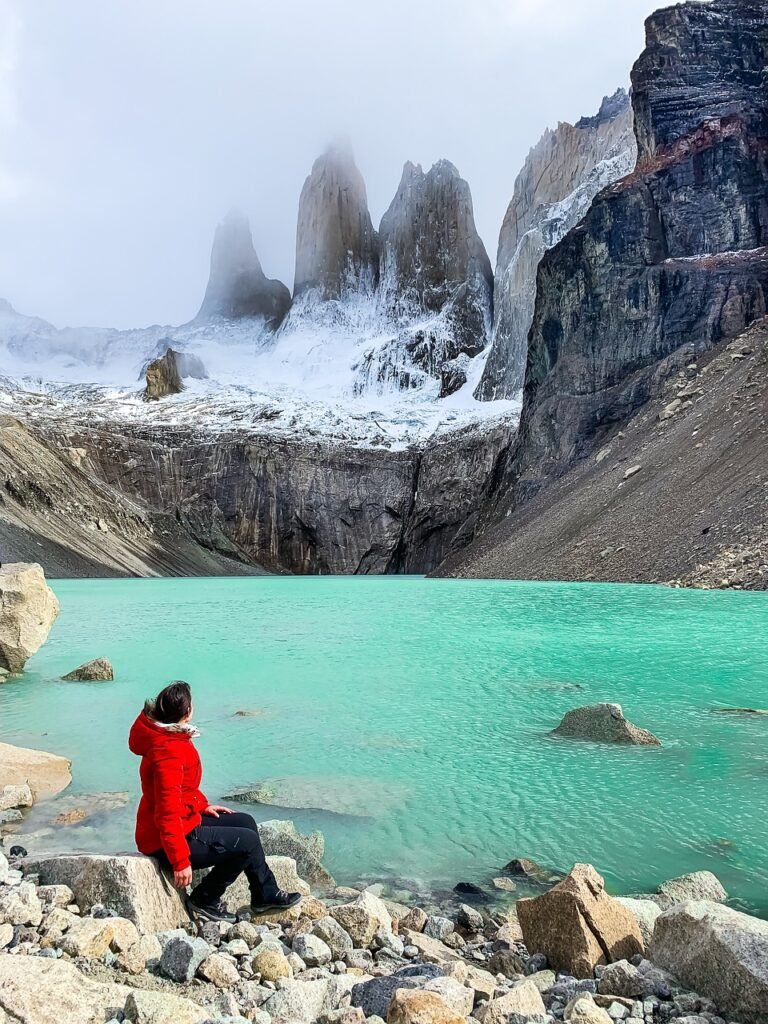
left=186, top=899, right=236, bottom=923
left=250, top=895, right=303, bottom=914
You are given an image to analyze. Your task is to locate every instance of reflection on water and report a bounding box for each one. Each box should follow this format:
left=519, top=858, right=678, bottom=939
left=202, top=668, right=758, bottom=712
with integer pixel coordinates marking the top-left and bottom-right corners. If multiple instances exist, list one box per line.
left=2, top=576, right=767, bottom=914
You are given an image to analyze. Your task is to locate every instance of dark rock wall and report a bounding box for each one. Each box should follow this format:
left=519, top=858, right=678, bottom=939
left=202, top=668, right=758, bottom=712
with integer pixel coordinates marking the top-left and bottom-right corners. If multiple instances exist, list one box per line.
left=40, top=422, right=511, bottom=575
left=491, top=0, right=768, bottom=509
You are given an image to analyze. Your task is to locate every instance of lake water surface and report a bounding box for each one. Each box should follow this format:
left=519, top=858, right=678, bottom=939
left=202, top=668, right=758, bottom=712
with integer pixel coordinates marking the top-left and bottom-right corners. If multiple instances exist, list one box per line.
left=2, top=577, right=767, bottom=913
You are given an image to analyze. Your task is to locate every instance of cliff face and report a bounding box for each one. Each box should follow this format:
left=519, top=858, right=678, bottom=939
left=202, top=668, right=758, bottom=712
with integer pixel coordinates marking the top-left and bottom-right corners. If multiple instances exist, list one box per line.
left=26, top=419, right=511, bottom=576
left=476, top=89, right=637, bottom=400
left=491, top=0, right=768, bottom=508
left=197, top=212, right=291, bottom=327
left=378, top=160, right=493, bottom=369
left=293, top=141, right=379, bottom=301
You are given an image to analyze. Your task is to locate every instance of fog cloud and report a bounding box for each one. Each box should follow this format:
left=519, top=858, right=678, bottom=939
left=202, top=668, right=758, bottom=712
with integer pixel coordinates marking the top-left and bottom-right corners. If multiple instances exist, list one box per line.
left=0, top=0, right=660, bottom=329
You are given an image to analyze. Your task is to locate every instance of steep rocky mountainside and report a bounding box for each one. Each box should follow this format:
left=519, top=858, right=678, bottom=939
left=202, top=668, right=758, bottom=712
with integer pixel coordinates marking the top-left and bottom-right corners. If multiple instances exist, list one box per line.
left=443, top=0, right=768, bottom=583
left=196, top=212, right=291, bottom=327
left=0, top=416, right=263, bottom=577
left=21, top=414, right=511, bottom=576
left=377, top=160, right=493, bottom=374
left=476, top=89, right=637, bottom=400
left=292, top=140, right=379, bottom=302
left=437, top=318, right=768, bottom=588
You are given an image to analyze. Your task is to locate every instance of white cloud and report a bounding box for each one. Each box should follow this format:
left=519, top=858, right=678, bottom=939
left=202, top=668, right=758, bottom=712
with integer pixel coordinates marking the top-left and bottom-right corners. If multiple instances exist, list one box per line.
left=0, top=0, right=22, bottom=201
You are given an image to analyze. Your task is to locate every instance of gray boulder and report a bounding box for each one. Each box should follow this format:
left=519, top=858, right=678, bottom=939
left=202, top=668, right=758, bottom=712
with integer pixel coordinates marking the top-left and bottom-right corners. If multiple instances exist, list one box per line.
left=0, top=563, right=60, bottom=672
left=350, top=971, right=436, bottom=1018
left=62, top=657, right=113, bottom=681
left=656, top=871, right=727, bottom=907
left=29, top=853, right=190, bottom=932
left=159, top=934, right=212, bottom=983
left=615, top=897, right=661, bottom=945
left=551, top=704, right=660, bottom=745
left=257, top=820, right=331, bottom=886
left=312, top=916, right=353, bottom=959
left=293, top=932, right=332, bottom=967
left=262, top=975, right=357, bottom=1023
left=650, top=900, right=768, bottom=1024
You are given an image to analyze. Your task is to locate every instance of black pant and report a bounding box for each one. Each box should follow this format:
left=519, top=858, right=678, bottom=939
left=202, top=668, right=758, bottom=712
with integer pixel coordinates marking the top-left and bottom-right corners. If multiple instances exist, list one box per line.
left=156, top=811, right=279, bottom=904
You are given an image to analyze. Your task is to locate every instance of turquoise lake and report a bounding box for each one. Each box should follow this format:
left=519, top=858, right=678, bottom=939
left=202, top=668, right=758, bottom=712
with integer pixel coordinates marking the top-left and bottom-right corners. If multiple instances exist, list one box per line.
left=2, top=577, right=767, bottom=913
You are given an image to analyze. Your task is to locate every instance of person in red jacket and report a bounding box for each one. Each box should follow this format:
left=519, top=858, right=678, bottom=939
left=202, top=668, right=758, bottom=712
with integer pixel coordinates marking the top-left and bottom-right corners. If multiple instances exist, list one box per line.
left=129, top=680, right=301, bottom=923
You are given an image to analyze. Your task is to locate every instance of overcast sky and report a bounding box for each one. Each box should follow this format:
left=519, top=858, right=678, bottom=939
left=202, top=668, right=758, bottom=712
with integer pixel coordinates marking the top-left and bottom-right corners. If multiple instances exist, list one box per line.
left=0, top=0, right=664, bottom=329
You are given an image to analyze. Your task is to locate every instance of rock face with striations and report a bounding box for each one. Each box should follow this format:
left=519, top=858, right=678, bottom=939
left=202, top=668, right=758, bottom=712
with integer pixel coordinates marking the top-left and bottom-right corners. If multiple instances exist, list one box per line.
left=293, top=140, right=379, bottom=301
left=494, top=0, right=768, bottom=506
left=476, top=89, right=636, bottom=400
left=197, top=211, right=291, bottom=327
left=378, top=160, right=493, bottom=375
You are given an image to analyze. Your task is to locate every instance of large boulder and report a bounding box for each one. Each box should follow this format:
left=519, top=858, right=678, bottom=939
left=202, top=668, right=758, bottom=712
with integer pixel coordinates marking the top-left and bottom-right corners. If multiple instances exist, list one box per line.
left=330, top=890, right=393, bottom=947
left=0, top=742, right=71, bottom=799
left=650, top=900, right=768, bottom=1024
left=195, top=854, right=310, bottom=916
left=124, top=988, right=209, bottom=1024
left=29, top=854, right=190, bottom=932
left=262, top=975, right=358, bottom=1023
left=62, top=657, right=114, bottom=681
left=257, top=819, right=332, bottom=885
left=0, top=954, right=130, bottom=1024
left=551, top=704, right=660, bottom=745
left=516, top=864, right=644, bottom=978
left=655, top=870, right=727, bottom=907
left=614, top=897, right=661, bottom=945
left=0, top=563, right=60, bottom=672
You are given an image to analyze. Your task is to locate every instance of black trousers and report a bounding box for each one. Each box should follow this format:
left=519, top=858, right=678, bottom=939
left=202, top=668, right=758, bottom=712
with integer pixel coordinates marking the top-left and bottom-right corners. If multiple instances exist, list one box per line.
left=155, top=811, right=279, bottom=904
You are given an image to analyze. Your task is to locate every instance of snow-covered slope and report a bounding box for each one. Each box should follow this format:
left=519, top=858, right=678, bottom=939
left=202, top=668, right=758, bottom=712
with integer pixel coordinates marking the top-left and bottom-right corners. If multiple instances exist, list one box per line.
left=0, top=296, right=517, bottom=450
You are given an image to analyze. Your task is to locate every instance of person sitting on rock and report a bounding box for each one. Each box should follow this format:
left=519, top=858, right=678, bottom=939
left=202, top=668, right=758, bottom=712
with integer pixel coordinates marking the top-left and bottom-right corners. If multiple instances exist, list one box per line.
left=128, top=679, right=301, bottom=923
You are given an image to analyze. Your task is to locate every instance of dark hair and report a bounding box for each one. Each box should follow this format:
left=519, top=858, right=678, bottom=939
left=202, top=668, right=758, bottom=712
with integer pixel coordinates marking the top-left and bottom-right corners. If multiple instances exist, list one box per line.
left=145, top=680, right=192, bottom=724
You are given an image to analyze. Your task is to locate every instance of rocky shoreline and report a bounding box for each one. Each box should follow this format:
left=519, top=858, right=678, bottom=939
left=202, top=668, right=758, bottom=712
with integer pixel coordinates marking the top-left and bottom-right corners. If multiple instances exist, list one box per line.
left=1, top=820, right=765, bottom=1024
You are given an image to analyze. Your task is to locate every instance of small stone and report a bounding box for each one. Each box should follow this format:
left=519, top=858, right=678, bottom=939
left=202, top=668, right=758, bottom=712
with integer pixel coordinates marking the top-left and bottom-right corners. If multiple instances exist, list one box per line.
left=488, top=948, right=525, bottom=978
left=387, top=988, right=464, bottom=1024
left=252, top=945, right=293, bottom=982
left=124, top=988, right=209, bottom=1024
left=199, top=951, right=241, bottom=988
left=159, top=934, right=212, bottom=982
left=0, top=881, right=43, bottom=926
left=492, top=877, right=517, bottom=892
left=37, top=884, right=75, bottom=908
left=375, top=927, right=405, bottom=955
left=424, top=916, right=453, bottom=940
left=565, top=992, right=613, bottom=1023
left=400, top=907, right=428, bottom=932
left=623, top=465, right=642, bottom=481
left=59, top=916, right=115, bottom=958
left=457, top=903, right=484, bottom=931
left=0, top=783, right=33, bottom=811
left=108, top=915, right=140, bottom=952
left=293, top=932, right=333, bottom=966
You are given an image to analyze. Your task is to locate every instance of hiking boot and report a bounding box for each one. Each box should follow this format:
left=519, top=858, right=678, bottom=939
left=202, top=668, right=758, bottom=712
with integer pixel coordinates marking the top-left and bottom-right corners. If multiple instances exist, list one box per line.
left=249, top=890, right=302, bottom=915
left=186, top=895, right=236, bottom=923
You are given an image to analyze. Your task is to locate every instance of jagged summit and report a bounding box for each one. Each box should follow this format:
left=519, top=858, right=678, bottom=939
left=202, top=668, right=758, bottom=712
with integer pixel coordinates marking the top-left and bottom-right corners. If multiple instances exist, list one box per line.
left=475, top=87, right=636, bottom=401
left=197, top=211, right=291, bottom=328
left=293, top=142, right=379, bottom=301
left=378, top=158, right=493, bottom=366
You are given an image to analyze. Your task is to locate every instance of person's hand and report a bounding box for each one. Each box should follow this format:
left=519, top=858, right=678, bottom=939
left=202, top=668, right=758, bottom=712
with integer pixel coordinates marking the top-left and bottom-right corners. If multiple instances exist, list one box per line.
left=174, top=866, right=192, bottom=888
left=203, top=804, right=233, bottom=817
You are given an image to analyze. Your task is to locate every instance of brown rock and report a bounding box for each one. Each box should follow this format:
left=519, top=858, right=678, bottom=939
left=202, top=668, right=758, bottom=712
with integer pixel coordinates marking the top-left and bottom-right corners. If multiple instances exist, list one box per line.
left=516, top=863, right=644, bottom=978
left=474, top=980, right=547, bottom=1024
left=0, top=563, right=60, bottom=672
left=144, top=348, right=184, bottom=401
left=387, top=989, right=464, bottom=1024
left=62, top=657, right=114, bottom=682
left=400, top=907, right=428, bottom=932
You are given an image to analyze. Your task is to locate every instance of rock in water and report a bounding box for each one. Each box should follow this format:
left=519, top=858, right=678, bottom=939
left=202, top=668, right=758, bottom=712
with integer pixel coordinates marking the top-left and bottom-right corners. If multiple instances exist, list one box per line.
left=62, top=657, right=114, bottom=681
left=0, top=563, right=60, bottom=672
left=516, top=863, right=644, bottom=978
left=655, top=870, right=727, bottom=907
left=294, top=139, right=379, bottom=301
left=650, top=900, right=768, bottom=1024
left=378, top=160, right=493, bottom=369
left=476, top=88, right=636, bottom=400
left=551, top=704, right=660, bottom=745
left=197, top=210, right=291, bottom=327
left=144, top=348, right=184, bottom=401
left=0, top=742, right=71, bottom=799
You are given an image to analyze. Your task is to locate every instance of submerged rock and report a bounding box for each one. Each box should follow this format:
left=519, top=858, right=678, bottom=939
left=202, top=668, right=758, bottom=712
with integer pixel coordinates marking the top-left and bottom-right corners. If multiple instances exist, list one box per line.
left=655, top=870, right=727, bottom=907
left=650, top=900, right=768, bottom=1024
left=0, top=562, right=60, bottom=673
left=551, top=704, right=661, bottom=745
left=0, top=741, right=71, bottom=800
left=516, top=863, right=644, bottom=978
left=62, top=657, right=114, bottom=681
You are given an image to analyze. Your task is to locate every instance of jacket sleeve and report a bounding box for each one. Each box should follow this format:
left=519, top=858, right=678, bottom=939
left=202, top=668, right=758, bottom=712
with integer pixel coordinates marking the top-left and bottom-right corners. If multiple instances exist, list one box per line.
left=152, top=750, right=192, bottom=871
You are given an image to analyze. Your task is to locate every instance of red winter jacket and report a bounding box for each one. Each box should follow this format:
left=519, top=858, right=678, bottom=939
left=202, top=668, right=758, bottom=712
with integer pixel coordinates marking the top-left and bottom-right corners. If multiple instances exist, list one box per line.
left=128, top=710, right=208, bottom=871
